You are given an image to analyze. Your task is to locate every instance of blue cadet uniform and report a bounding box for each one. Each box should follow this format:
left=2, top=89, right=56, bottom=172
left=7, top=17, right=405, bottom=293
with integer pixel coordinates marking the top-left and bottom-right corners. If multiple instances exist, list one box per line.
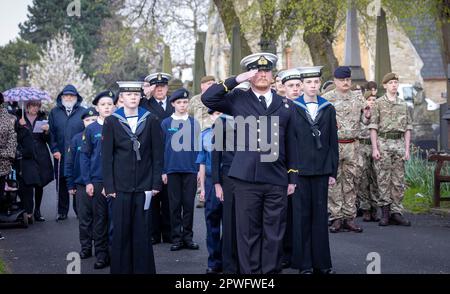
left=197, top=121, right=223, bottom=273
left=68, top=107, right=98, bottom=260
left=202, top=52, right=298, bottom=274
left=161, top=88, right=200, bottom=252
left=141, top=72, right=174, bottom=244
left=291, top=66, right=338, bottom=274
left=102, top=81, right=163, bottom=274
left=79, top=91, right=114, bottom=270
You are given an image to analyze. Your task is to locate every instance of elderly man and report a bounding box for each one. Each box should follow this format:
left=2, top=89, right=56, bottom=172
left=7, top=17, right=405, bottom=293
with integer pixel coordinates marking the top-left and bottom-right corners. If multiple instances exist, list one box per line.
left=48, top=85, right=86, bottom=221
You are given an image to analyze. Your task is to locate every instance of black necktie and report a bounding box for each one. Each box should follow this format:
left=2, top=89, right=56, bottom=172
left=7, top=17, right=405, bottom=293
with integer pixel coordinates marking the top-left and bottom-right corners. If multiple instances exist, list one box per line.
left=259, top=95, right=267, bottom=110
left=159, top=101, right=164, bottom=109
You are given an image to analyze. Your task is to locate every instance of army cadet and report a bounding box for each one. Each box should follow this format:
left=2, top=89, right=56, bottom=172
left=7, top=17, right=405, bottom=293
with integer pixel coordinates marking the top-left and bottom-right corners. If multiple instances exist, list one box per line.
left=102, top=81, right=163, bottom=274
left=322, top=66, right=371, bottom=233
left=202, top=52, right=298, bottom=274
left=358, top=91, right=380, bottom=222
left=369, top=73, right=412, bottom=227
left=291, top=66, right=338, bottom=274
left=188, top=75, right=216, bottom=209
left=141, top=72, right=174, bottom=244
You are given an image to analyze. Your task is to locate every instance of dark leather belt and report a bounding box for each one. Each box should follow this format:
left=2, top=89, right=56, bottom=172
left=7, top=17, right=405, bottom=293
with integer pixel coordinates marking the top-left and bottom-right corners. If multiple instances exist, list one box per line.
left=338, top=139, right=356, bottom=144
left=359, top=138, right=371, bottom=145
left=379, top=132, right=403, bottom=140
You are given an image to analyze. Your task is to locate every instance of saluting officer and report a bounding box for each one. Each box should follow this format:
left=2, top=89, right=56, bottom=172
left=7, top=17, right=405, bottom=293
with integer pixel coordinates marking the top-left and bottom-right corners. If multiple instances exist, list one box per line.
left=141, top=72, right=174, bottom=244
left=102, top=81, right=163, bottom=274
left=202, top=52, right=298, bottom=274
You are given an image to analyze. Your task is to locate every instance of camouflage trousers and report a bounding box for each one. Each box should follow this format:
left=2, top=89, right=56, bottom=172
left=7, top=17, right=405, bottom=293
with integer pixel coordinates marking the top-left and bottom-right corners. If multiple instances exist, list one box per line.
left=328, top=141, right=361, bottom=221
left=357, top=142, right=380, bottom=211
left=373, top=138, right=406, bottom=215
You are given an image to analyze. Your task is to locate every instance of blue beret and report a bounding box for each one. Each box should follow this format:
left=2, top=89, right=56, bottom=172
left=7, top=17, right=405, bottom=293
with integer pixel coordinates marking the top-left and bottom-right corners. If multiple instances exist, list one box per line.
left=93, top=90, right=115, bottom=105
left=81, top=107, right=98, bottom=120
left=334, top=66, right=351, bottom=79
left=169, top=88, right=190, bottom=103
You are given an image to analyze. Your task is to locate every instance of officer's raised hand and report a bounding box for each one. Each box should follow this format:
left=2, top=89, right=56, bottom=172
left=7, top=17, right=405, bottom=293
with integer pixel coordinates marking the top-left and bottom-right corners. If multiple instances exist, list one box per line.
left=236, top=69, right=258, bottom=83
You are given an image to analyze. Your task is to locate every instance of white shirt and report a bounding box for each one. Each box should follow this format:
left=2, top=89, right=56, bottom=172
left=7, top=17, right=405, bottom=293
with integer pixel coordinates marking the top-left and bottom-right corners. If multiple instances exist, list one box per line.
left=126, top=116, right=138, bottom=133
left=156, top=97, right=167, bottom=111
left=252, top=89, right=273, bottom=109
left=171, top=113, right=189, bottom=121
left=97, top=117, right=104, bottom=126
left=306, top=102, right=319, bottom=121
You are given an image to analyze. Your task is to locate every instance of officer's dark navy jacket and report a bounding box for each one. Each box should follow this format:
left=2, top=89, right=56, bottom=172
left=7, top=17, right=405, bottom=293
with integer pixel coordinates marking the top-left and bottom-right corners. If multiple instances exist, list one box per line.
left=65, top=131, right=84, bottom=190
left=161, top=116, right=200, bottom=174
left=140, top=96, right=174, bottom=124
left=292, top=95, right=339, bottom=178
left=80, top=121, right=103, bottom=184
left=102, top=107, right=163, bottom=194
left=202, top=77, right=298, bottom=186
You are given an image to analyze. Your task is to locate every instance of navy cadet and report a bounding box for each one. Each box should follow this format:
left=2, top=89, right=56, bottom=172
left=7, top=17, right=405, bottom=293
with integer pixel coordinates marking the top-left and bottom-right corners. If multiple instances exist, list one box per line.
left=102, top=81, right=163, bottom=274
left=212, top=112, right=238, bottom=274
left=278, top=68, right=303, bottom=268
left=202, top=52, right=298, bottom=274
left=291, top=66, right=338, bottom=274
left=65, top=107, right=97, bottom=260
left=197, top=109, right=223, bottom=274
left=140, top=72, right=174, bottom=244
left=80, top=91, right=115, bottom=270
left=161, top=88, right=200, bottom=251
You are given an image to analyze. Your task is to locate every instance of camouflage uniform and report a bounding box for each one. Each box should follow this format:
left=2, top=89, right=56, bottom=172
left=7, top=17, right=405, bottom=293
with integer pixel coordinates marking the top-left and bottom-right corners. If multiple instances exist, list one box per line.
left=189, top=94, right=214, bottom=131
left=322, top=89, right=366, bottom=221
left=357, top=123, right=380, bottom=211
left=369, top=94, right=413, bottom=215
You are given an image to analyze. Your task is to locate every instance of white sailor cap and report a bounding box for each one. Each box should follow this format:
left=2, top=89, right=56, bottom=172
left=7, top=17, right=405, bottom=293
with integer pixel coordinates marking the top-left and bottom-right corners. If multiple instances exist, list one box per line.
left=144, top=72, right=172, bottom=85
left=240, top=52, right=278, bottom=71
left=279, top=68, right=302, bottom=84
left=297, top=66, right=323, bottom=79
left=116, top=81, right=144, bottom=92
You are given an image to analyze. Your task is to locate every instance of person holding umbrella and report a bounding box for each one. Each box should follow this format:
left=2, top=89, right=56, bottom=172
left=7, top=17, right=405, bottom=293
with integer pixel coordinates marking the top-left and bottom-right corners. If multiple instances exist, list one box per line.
left=48, top=85, right=86, bottom=221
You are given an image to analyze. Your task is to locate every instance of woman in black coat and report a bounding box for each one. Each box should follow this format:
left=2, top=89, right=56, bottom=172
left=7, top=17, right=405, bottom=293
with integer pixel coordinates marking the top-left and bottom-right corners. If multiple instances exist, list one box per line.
left=17, top=101, right=54, bottom=222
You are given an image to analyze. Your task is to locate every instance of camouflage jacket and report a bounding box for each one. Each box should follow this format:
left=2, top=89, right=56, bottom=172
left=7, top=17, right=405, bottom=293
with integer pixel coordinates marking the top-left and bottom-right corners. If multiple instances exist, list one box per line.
left=322, top=89, right=367, bottom=140
left=0, top=104, right=17, bottom=176
left=368, top=94, right=413, bottom=134
left=189, top=94, right=213, bottom=131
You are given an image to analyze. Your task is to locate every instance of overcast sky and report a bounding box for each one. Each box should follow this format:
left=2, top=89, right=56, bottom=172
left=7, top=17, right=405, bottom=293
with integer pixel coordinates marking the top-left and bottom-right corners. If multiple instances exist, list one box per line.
left=0, top=0, right=33, bottom=46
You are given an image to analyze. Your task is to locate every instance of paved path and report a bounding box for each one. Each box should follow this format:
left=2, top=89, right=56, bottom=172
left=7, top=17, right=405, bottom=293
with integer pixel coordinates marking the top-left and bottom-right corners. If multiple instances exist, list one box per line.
left=1, top=181, right=450, bottom=274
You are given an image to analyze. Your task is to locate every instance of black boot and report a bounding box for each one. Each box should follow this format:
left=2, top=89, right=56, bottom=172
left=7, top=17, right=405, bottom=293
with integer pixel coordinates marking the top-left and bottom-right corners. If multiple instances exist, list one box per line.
left=390, top=213, right=411, bottom=226
left=379, top=205, right=390, bottom=226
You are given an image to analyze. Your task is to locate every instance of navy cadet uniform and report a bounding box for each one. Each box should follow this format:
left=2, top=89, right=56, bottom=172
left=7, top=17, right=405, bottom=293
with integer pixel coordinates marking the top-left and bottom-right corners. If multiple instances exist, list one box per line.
left=291, top=66, right=338, bottom=274
left=197, top=110, right=223, bottom=273
left=161, top=88, right=201, bottom=251
left=102, top=81, right=163, bottom=274
left=141, top=72, right=174, bottom=244
left=202, top=53, right=298, bottom=274
left=65, top=108, right=97, bottom=258
left=211, top=114, right=238, bottom=274
left=80, top=91, right=115, bottom=269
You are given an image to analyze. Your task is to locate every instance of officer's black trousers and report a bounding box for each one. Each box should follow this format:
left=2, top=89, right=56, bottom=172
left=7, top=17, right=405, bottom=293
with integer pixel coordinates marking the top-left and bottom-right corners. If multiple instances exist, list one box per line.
left=232, top=178, right=287, bottom=274
left=151, top=183, right=171, bottom=243
left=111, top=191, right=155, bottom=274
left=292, top=175, right=332, bottom=271
left=221, top=172, right=239, bottom=274
left=282, top=194, right=294, bottom=265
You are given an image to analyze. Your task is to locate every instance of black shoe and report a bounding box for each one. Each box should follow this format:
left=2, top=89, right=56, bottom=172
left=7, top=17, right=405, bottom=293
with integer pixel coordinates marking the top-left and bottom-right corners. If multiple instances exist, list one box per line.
left=314, top=268, right=336, bottom=274
left=206, top=268, right=221, bottom=274
left=299, top=268, right=313, bottom=274
left=170, top=242, right=184, bottom=251
left=152, top=237, right=161, bottom=245
left=184, top=241, right=199, bottom=250
left=94, top=259, right=110, bottom=269
left=0, top=233, right=4, bottom=240
left=56, top=214, right=67, bottom=221
left=80, top=250, right=93, bottom=259
left=34, top=210, right=45, bottom=222
left=28, top=216, right=34, bottom=225
left=281, top=261, right=291, bottom=269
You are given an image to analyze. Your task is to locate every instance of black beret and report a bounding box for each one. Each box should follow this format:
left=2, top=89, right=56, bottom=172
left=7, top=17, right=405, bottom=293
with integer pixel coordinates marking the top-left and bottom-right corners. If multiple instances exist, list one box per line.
left=169, top=88, right=190, bottom=103
left=92, top=90, right=115, bottom=105
left=207, top=108, right=215, bottom=115
left=334, top=66, right=352, bottom=79
left=81, top=107, right=99, bottom=120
